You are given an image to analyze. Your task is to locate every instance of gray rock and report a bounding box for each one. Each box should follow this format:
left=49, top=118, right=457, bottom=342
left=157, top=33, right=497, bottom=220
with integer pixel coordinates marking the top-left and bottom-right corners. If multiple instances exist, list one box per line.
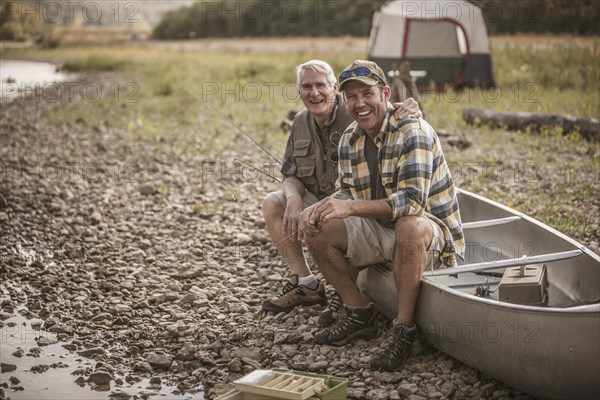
left=154, top=292, right=179, bottom=304
left=78, top=347, right=106, bottom=358
left=88, top=371, right=113, bottom=385
left=347, top=387, right=365, bottom=399
left=1, top=363, right=17, bottom=373
left=149, top=376, right=161, bottom=384
left=90, top=211, right=102, bottom=225
left=241, top=357, right=261, bottom=370
left=227, top=358, right=242, bottom=373
left=36, top=336, right=56, bottom=346
left=132, top=361, right=153, bottom=374
left=398, top=383, right=419, bottom=397
left=308, top=361, right=329, bottom=371
left=108, top=391, right=132, bottom=400
left=366, top=388, right=388, bottom=400
left=91, top=313, right=113, bottom=322
left=146, top=353, right=172, bottom=370
left=440, top=359, right=454, bottom=374
left=0, top=193, right=7, bottom=209
left=267, top=273, right=284, bottom=282
left=232, top=347, right=260, bottom=361
left=378, top=372, right=402, bottom=384
left=139, top=184, right=158, bottom=196
left=11, top=348, right=24, bottom=358
left=234, top=233, right=252, bottom=244
left=179, top=293, right=198, bottom=305
left=62, top=344, right=77, bottom=351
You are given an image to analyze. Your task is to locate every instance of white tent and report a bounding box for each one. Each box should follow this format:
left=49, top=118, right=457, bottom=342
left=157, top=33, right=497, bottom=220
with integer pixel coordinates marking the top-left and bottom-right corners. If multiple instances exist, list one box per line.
left=368, top=0, right=495, bottom=88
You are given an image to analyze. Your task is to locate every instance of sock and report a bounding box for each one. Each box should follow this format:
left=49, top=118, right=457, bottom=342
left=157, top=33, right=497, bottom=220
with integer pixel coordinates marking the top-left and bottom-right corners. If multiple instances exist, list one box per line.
left=298, top=274, right=318, bottom=289
left=346, top=303, right=372, bottom=311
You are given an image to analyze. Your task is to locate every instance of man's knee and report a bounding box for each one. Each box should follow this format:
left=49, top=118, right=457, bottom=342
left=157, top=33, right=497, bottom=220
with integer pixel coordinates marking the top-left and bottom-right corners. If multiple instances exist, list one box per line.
left=394, top=216, right=432, bottom=256
left=304, top=221, right=346, bottom=259
left=303, top=229, right=324, bottom=250
left=262, top=192, right=284, bottom=216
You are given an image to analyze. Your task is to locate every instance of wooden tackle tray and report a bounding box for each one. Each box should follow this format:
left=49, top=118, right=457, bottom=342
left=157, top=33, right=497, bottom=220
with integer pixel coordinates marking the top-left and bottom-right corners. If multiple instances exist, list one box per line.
left=234, top=370, right=325, bottom=400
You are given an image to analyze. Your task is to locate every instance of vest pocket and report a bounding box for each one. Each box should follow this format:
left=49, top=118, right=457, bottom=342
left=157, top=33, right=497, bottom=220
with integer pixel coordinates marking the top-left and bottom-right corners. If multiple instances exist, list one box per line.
left=292, top=139, right=311, bottom=156
left=297, top=164, right=316, bottom=185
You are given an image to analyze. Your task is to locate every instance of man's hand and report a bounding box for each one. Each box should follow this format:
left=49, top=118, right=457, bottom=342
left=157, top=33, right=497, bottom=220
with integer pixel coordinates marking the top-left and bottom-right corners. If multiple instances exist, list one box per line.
left=300, top=203, right=320, bottom=238
left=282, top=197, right=303, bottom=241
left=392, top=97, right=422, bottom=120
left=311, top=197, right=354, bottom=225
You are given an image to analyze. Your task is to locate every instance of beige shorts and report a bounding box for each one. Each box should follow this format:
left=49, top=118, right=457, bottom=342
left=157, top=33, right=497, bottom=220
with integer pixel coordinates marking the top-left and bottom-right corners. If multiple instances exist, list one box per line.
left=343, top=216, right=446, bottom=270
left=270, top=190, right=319, bottom=209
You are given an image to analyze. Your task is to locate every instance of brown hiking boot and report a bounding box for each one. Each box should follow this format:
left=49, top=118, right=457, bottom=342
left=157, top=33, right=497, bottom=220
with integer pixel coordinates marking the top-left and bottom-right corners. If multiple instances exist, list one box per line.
left=314, top=303, right=378, bottom=346
left=369, top=320, right=418, bottom=371
left=317, top=291, right=343, bottom=327
left=261, top=274, right=326, bottom=314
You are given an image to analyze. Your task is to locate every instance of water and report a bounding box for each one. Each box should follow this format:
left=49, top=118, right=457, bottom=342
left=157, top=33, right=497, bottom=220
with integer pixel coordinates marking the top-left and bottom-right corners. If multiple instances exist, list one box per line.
left=1, top=310, right=203, bottom=399
left=0, top=59, right=71, bottom=102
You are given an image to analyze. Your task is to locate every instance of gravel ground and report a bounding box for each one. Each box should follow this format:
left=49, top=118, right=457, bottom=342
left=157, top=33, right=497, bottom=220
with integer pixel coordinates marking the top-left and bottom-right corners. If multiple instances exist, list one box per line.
left=2, top=76, right=543, bottom=400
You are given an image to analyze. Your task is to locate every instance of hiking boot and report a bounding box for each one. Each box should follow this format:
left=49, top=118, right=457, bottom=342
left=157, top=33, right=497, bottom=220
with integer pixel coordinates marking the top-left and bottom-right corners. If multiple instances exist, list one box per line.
left=317, top=291, right=343, bottom=327
left=261, top=274, right=326, bottom=314
left=369, top=320, right=418, bottom=371
left=314, top=303, right=377, bottom=346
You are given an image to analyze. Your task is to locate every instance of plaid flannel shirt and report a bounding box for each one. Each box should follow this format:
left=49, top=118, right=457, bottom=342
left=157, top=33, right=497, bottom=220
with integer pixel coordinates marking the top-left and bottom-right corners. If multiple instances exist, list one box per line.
left=333, top=107, right=465, bottom=266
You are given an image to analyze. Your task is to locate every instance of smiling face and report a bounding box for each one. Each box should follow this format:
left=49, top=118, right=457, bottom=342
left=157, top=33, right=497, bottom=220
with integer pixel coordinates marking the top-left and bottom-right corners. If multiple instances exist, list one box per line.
left=343, top=81, right=391, bottom=138
left=298, top=68, right=337, bottom=124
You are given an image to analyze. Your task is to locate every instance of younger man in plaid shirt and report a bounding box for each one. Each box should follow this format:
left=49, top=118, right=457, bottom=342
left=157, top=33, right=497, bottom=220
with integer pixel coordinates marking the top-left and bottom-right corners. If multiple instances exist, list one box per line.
left=301, top=60, right=464, bottom=372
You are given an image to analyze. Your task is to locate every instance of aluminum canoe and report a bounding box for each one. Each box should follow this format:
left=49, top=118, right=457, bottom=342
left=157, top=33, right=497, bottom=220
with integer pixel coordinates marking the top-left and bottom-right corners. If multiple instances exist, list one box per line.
left=357, top=189, right=600, bottom=400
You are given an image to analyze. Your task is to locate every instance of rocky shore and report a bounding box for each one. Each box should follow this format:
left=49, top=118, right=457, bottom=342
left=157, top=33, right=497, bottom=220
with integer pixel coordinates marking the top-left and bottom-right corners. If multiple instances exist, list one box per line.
left=2, top=76, right=539, bottom=400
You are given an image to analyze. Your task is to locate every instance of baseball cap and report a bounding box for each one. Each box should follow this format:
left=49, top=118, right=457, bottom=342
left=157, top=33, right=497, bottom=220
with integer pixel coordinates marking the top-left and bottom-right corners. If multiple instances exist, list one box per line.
left=338, top=60, right=387, bottom=91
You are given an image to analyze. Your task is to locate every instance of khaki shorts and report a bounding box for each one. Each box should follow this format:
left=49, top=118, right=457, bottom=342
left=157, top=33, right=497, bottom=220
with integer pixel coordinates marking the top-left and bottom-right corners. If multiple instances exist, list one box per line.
left=270, top=190, right=319, bottom=209
left=344, top=216, right=446, bottom=270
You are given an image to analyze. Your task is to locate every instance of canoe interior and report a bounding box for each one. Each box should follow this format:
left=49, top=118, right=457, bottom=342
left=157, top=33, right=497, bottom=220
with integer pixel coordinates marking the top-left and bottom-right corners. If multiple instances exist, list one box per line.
left=439, top=190, right=600, bottom=308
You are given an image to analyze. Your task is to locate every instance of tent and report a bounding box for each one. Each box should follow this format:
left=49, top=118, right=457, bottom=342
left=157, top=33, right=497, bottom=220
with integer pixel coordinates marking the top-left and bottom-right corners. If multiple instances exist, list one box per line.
left=368, top=0, right=495, bottom=88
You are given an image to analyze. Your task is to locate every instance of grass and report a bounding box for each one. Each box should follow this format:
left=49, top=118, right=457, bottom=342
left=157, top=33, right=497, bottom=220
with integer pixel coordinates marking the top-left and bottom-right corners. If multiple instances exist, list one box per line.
left=60, top=54, right=124, bottom=72
left=1, top=35, right=598, bottom=248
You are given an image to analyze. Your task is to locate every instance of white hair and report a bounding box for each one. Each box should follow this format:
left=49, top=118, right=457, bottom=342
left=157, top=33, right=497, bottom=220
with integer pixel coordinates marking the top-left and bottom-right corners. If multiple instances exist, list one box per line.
left=296, top=59, right=336, bottom=86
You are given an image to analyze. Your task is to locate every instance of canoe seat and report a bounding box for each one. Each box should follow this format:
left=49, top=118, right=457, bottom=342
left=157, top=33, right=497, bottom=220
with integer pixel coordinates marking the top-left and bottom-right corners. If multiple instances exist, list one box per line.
left=426, top=249, right=584, bottom=277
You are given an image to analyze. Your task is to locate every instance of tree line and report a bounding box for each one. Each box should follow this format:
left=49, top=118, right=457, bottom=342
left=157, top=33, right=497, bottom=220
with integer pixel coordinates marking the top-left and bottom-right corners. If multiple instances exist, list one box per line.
left=152, top=0, right=599, bottom=39
left=2, top=0, right=597, bottom=42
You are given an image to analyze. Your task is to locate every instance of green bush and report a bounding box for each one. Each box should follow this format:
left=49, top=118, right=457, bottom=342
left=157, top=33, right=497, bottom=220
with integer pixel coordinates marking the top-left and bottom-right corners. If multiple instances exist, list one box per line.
left=60, top=55, right=124, bottom=72
left=0, top=21, right=26, bottom=41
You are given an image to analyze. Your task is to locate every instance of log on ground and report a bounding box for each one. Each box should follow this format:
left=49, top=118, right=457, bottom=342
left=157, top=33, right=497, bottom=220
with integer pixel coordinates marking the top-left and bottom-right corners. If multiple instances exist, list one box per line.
left=462, top=107, right=600, bottom=141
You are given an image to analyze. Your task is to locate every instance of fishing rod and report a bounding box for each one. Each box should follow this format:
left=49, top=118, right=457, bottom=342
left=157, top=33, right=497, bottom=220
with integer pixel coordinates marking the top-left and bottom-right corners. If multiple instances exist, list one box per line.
left=186, top=88, right=282, bottom=165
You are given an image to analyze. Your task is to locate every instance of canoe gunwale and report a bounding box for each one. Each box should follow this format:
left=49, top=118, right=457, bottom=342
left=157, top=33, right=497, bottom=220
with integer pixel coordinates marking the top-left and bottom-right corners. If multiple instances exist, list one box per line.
left=462, top=215, right=522, bottom=230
